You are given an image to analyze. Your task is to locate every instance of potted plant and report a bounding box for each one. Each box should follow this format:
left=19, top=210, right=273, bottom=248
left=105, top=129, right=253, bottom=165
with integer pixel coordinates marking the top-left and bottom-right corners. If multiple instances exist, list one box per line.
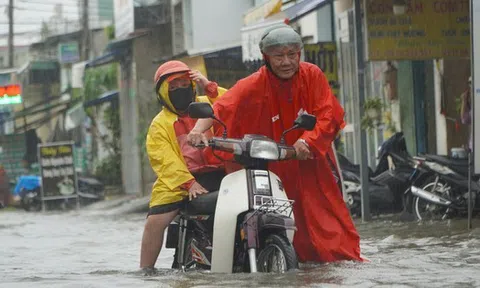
left=361, top=116, right=375, bottom=131
left=361, top=97, right=384, bottom=132
left=364, top=97, right=383, bottom=119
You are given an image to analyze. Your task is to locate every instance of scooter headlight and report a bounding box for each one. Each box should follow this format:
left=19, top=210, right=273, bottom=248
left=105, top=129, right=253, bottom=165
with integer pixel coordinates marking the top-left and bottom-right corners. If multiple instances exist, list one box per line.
left=249, top=140, right=279, bottom=160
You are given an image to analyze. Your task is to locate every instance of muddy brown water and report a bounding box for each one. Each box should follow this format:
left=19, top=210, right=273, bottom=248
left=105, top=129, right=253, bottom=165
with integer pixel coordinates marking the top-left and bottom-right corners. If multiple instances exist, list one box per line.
left=2, top=209, right=480, bottom=288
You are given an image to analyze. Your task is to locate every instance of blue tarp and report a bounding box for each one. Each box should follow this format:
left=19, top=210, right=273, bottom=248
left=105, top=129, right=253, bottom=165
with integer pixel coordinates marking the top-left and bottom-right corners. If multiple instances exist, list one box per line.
left=13, top=175, right=41, bottom=196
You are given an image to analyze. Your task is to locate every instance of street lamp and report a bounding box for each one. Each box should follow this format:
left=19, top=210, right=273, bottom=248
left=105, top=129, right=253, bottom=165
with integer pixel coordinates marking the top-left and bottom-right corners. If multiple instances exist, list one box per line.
left=393, top=0, right=407, bottom=15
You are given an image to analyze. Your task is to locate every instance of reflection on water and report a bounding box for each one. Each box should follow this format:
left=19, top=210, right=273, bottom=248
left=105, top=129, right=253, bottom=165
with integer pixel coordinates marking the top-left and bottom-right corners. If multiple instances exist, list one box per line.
left=1, top=210, right=480, bottom=287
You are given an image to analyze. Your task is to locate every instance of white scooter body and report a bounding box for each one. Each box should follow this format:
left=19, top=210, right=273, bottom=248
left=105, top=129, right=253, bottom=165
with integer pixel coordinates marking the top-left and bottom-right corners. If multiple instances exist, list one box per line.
left=210, top=169, right=294, bottom=273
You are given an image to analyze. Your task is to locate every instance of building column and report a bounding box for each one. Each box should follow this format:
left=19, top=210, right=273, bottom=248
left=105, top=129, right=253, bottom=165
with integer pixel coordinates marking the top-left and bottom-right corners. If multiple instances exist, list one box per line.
left=397, top=61, right=416, bottom=156
left=434, top=60, right=448, bottom=155
left=119, top=53, right=142, bottom=195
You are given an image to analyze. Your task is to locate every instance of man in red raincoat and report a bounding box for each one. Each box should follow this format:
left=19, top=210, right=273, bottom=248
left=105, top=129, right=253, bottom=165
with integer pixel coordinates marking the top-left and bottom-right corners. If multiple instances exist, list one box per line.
left=187, top=24, right=363, bottom=263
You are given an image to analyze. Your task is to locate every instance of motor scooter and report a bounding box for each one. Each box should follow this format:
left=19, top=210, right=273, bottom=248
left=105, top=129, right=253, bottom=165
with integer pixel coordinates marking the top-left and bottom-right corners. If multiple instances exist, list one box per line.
left=166, top=102, right=317, bottom=273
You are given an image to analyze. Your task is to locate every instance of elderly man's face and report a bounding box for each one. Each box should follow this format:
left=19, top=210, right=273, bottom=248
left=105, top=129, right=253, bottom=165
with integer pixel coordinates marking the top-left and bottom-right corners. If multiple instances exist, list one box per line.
left=264, top=45, right=301, bottom=79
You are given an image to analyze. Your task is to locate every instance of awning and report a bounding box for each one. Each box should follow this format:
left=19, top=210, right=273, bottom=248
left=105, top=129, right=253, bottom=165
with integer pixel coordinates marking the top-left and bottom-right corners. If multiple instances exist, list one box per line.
left=83, top=90, right=119, bottom=108
left=240, top=0, right=333, bottom=62
left=152, top=43, right=239, bottom=65
left=85, top=52, right=120, bottom=69
left=30, top=61, right=59, bottom=70
left=285, top=0, right=332, bottom=22
left=85, top=30, right=150, bottom=69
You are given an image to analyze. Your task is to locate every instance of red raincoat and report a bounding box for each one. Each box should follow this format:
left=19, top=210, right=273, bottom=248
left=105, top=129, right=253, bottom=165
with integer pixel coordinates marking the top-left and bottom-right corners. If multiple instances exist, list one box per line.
left=212, top=62, right=363, bottom=263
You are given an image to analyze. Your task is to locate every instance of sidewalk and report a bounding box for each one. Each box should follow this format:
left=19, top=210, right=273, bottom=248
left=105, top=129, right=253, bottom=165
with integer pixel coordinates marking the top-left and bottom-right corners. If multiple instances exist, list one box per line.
left=84, top=193, right=150, bottom=215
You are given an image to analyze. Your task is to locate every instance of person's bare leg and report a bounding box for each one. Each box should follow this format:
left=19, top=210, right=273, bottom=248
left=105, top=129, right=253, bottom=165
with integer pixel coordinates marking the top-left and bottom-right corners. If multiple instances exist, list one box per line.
left=140, top=209, right=179, bottom=269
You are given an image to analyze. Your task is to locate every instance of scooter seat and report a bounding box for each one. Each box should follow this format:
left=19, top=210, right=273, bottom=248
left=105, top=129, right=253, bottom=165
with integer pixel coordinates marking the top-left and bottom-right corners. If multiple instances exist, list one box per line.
left=424, top=154, right=468, bottom=167
left=424, top=154, right=470, bottom=175
left=183, top=191, right=218, bottom=216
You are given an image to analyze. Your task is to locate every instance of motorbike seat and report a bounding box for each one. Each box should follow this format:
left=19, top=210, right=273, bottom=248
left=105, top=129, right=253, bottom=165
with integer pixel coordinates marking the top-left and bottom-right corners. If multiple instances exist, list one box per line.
left=424, top=154, right=468, bottom=166
left=424, top=154, right=469, bottom=175
left=182, top=191, right=218, bottom=216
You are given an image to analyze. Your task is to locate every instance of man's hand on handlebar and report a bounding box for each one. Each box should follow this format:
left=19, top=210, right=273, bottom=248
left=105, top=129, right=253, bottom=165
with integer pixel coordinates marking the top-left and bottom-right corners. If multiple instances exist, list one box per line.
left=188, top=181, right=208, bottom=201
left=187, top=129, right=209, bottom=147
left=294, top=139, right=313, bottom=160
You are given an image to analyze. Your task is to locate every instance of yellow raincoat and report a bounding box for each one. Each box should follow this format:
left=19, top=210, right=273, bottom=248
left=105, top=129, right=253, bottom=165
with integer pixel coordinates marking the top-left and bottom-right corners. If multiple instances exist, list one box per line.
left=146, top=82, right=227, bottom=208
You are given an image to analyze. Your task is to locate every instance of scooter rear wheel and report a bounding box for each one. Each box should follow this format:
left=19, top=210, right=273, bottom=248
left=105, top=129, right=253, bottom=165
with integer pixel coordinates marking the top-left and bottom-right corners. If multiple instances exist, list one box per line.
left=22, top=192, right=41, bottom=212
left=413, top=176, right=450, bottom=221
left=257, top=233, right=298, bottom=273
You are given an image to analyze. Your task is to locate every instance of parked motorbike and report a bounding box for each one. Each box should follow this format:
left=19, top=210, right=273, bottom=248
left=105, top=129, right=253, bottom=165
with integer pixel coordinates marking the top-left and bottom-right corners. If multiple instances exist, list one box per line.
left=13, top=175, right=104, bottom=211
left=410, top=154, right=479, bottom=220
left=165, top=102, right=317, bottom=273
left=13, top=175, right=42, bottom=212
left=339, top=166, right=395, bottom=216
left=77, top=176, right=105, bottom=206
left=337, top=132, right=427, bottom=216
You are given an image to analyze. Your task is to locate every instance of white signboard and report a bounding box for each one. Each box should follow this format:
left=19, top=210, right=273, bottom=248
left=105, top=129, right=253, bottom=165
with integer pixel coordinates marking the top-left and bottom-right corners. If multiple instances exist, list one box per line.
left=241, top=18, right=285, bottom=62
left=71, top=61, right=88, bottom=89
left=474, top=0, right=480, bottom=173
left=114, top=0, right=135, bottom=39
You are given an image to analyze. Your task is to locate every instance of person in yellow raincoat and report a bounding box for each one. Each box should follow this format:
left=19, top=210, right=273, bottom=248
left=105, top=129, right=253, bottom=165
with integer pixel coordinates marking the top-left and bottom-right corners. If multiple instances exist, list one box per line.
left=140, top=60, right=227, bottom=270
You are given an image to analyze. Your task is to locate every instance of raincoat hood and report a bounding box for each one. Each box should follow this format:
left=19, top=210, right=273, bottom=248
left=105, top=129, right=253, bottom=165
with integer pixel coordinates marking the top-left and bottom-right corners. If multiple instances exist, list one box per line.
left=157, top=74, right=197, bottom=115
left=146, top=87, right=228, bottom=208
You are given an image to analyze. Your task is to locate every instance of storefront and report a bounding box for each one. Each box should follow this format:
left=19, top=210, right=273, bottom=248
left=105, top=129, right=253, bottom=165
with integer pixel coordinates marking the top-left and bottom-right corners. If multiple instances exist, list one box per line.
left=336, top=0, right=470, bottom=167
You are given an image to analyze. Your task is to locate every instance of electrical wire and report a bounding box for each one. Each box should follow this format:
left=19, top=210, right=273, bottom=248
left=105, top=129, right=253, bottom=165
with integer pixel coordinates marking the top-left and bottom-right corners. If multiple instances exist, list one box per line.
left=18, top=0, right=114, bottom=12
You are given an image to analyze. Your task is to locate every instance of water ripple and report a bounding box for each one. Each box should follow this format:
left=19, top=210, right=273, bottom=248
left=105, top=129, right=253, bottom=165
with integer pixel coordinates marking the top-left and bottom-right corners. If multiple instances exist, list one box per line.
left=2, top=210, right=480, bottom=287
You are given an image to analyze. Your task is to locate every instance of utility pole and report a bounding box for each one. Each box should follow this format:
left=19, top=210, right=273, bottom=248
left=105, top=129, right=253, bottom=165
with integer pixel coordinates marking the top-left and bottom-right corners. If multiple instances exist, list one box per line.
left=8, top=0, right=13, bottom=68
left=354, top=0, right=371, bottom=222
left=82, top=0, right=90, bottom=61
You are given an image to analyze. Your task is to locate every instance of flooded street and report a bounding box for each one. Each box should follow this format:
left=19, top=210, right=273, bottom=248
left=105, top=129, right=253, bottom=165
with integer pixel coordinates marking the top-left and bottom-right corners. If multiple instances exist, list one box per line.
left=2, top=208, right=480, bottom=288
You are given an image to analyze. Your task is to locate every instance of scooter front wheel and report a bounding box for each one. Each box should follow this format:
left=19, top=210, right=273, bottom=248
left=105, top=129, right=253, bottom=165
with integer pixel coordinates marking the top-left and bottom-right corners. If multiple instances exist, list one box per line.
left=257, top=233, right=298, bottom=273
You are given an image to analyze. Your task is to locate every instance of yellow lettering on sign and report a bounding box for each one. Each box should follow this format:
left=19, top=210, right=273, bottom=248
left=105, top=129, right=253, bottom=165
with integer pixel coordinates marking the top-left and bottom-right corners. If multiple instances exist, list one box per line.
left=41, top=147, right=57, bottom=157
left=58, top=145, right=72, bottom=154
left=366, top=0, right=470, bottom=60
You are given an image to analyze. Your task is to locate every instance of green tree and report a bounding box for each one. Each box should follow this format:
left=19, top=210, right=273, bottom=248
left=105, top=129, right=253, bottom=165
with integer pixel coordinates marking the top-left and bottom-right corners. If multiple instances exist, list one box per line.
left=82, top=64, right=122, bottom=185
left=105, top=25, right=115, bottom=40
left=83, top=64, right=117, bottom=102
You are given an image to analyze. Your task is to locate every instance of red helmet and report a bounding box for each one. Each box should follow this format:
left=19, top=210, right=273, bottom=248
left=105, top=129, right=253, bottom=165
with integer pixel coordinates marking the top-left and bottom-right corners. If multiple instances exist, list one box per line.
left=154, top=60, right=190, bottom=92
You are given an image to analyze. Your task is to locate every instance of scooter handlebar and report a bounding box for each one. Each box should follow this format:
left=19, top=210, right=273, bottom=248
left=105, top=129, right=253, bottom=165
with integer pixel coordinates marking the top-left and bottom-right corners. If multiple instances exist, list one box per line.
left=192, top=143, right=207, bottom=149
left=192, top=137, right=297, bottom=160
left=278, top=145, right=297, bottom=160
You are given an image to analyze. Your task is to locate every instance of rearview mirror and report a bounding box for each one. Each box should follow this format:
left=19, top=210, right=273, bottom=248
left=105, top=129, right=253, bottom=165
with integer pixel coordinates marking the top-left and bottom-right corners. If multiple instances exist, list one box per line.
left=188, top=102, right=214, bottom=119
left=294, top=113, right=316, bottom=131
left=280, top=113, right=316, bottom=144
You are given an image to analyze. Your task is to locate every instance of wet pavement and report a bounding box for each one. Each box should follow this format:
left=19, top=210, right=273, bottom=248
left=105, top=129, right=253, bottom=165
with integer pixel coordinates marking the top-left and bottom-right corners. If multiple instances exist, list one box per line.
left=1, top=208, right=480, bottom=288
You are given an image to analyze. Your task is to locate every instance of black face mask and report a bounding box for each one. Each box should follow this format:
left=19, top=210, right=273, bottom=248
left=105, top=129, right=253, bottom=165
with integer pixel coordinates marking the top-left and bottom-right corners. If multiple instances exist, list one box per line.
left=169, top=87, right=195, bottom=113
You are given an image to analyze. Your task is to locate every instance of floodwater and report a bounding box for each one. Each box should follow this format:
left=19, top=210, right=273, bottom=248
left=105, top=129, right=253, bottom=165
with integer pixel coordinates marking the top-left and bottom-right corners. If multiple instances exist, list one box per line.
left=2, top=206, right=480, bottom=288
